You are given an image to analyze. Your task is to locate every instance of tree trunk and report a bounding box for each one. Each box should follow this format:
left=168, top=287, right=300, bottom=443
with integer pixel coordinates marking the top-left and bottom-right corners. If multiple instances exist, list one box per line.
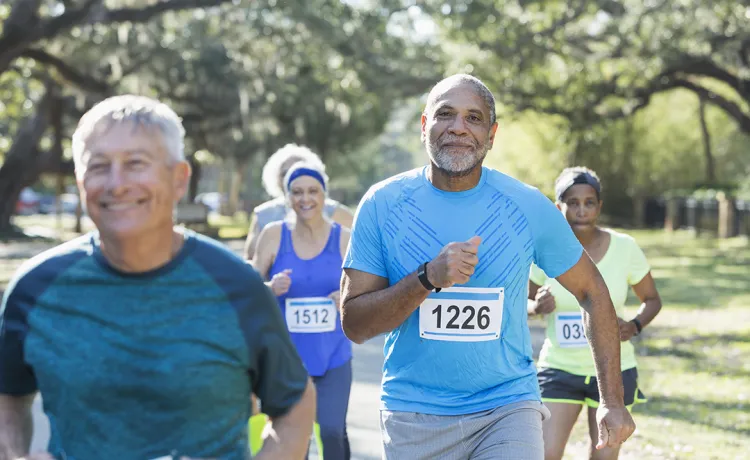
left=698, top=95, right=716, bottom=185
left=228, top=158, right=248, bottom=215
left=0, top=88, right=54, bottom=232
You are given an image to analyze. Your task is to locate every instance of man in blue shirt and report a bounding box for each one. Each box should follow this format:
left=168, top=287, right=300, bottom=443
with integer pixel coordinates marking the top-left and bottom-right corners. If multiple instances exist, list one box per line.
left=0, top=95, right=315, bottom=460
left=340, top=74, right=635, bottom=459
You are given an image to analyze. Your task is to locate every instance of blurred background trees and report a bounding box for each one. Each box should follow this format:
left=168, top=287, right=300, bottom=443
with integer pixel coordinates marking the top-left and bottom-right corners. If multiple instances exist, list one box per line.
left=2, top=0, right=749, bottom=231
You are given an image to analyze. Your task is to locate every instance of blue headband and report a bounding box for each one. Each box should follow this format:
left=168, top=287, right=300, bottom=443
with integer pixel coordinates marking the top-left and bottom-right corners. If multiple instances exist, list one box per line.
left=286, top=167, right=326, bottom=191
left=555, top=171, right=601, bottom=201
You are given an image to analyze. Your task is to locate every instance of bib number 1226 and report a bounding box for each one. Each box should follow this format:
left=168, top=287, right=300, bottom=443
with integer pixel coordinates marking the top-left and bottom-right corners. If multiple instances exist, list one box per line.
left=431, top=304, right=491, bottom=330
left=419, top=287, right=503, bottom=342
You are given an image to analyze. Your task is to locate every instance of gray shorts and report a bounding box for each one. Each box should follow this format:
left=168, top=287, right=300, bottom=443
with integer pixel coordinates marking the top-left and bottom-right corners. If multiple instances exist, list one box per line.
left=380, top=400, right=551, bottom=460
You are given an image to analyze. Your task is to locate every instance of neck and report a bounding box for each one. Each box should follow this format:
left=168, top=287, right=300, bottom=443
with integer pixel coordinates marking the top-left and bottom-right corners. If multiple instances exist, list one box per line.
left=427, top=163, right=483, bottom=192
left=574, top=226, right=601, bottom=247
left=292, top=214, right=329, bottom=241
left=99, top=227, right=184, bottom=273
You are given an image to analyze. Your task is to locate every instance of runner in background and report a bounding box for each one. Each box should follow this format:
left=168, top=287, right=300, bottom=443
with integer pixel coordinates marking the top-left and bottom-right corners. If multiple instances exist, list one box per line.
left=528, top=167, right=663, bottom=460
left=244, top=144, right=353, bottom=261
left=254, top=161, right=353, bottom=460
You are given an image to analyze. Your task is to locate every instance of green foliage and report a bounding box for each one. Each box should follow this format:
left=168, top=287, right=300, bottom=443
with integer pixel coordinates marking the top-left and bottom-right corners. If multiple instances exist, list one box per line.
left=419, top=0, right=750, bottom=217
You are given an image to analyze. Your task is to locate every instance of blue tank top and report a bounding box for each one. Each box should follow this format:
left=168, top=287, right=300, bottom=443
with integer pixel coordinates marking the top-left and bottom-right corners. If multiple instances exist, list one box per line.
left=269, top=222, right=352, bottom=377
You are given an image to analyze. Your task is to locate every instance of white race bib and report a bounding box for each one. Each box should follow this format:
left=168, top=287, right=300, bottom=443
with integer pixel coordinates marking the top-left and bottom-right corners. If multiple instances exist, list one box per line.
left=555, top=313, right=588, bottom=348
left=285, top=297, right=336, bottom=333
left=419, top=287, right=503, bottom=342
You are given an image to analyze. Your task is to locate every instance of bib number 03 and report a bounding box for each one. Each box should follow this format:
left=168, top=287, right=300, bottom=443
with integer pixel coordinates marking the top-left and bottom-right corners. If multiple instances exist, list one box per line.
left=555, top=313, right=588, bottom=348
left=419, top=287, right=503, bottom=342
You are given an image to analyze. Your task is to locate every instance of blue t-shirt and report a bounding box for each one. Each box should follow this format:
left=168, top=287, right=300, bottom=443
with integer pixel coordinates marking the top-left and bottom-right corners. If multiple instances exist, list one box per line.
left=0, top=231, right=308, bottom=460
left=343, top=166, right=583, bottom=415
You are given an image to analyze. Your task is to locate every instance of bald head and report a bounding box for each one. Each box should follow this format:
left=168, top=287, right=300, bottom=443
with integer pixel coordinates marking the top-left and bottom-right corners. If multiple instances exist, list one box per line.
left=424, top=74, right=496, bottom=127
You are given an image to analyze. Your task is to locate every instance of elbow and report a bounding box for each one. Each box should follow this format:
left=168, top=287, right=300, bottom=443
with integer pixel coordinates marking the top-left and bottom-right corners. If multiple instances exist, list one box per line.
left=341, top=307, right=367, bottom=345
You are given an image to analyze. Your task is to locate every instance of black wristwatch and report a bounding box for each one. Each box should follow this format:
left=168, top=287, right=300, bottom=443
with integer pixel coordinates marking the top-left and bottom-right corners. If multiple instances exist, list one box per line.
left=630, top=318, right=643, bottom=335
left=417, top=262, right=441, bottom=293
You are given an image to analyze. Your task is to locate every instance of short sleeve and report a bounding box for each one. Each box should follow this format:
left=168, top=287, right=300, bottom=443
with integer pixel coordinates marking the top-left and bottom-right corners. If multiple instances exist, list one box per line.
left=529, top=263, right=548, bottom=286
left=526, top=190, right=583, bottom=278
left=342, top=189, right=388, bottom=278
left=0, top=276, right=39, bottom=395
left=626, top=237, right=651, bottom=285
left=249, top=283, right=309, bottom=418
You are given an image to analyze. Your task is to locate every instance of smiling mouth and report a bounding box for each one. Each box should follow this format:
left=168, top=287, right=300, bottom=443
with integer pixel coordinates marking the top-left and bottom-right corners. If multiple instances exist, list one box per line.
left=101, top=199, right=147, bottom=210
left=443, top=143, right=474, bottom=148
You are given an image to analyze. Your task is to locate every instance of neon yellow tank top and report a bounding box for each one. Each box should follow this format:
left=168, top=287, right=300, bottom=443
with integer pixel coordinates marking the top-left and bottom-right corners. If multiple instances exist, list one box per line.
left=530, top=229, right=650, bottom=376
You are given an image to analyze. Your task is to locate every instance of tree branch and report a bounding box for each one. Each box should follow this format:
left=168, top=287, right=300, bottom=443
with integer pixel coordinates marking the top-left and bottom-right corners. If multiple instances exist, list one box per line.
left=21, top=48, right=111, bottom=94
left=97, top=0, right=233, bottom=24
left=670, top=78, right=750, bottom=133
left=665, top=56, right=750, bottom=102
left=0, top=0, right=235, bottom=75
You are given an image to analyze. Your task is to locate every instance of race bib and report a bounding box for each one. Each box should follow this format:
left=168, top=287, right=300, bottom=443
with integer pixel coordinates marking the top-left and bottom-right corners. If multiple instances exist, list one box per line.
left=419, top=287, right=503, bottom=342
left=555, top=313, right=588, bottom=348
left=285, top=297, right=336, bottom=333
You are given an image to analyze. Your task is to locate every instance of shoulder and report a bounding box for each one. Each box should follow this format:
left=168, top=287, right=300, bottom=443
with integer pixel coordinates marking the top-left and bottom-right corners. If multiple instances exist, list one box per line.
left=188, top=232, right=267, bottom=292
left=605, top=229, right=642, bottom=252
left=254, top=197, right=286, bottom=213
left=2, top=235, right=93, bottom=308
left=324, top=197, right=340, bottom=208
left=338, top=225, right=351, bottom=253
left=258, top=221, right=284, bottom=244
left=483, top=167, right=550, bottom=204
left=360, top=167, right=426, bottom=206
left=252, top=198, right=286, bottom=224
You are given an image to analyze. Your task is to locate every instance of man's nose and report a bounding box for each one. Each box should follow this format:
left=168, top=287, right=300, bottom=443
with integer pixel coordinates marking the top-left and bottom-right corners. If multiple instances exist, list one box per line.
left=448, top=116, right=469, bottom=135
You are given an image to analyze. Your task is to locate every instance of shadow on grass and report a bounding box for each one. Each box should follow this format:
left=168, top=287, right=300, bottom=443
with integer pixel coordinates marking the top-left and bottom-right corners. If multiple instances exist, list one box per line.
left=639, top=327, right=750, bottom=379
left=631, top=234, right=750, bottom=310
left=639, top=394, right=750, bottom=436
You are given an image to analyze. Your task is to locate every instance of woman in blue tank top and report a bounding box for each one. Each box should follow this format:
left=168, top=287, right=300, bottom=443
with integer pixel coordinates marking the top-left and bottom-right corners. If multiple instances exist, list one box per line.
left=254, top=161, right=353, bottom=460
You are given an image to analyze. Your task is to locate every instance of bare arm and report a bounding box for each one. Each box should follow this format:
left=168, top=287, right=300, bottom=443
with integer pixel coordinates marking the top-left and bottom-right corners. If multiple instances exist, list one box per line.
left=619, top=272, right=662, bottom=341
left=341, top=237, right=481, bottom=344
left=340, top=269, right=429, bottom=344
left=255, top=379, right=316, bottom=460
left=252, top=224, right=281, bottom=281
left=0, top=394, right=35, bottom=460
left=630, top=272, right=661, bottom=328
left=243, top=213, right=261, bottom=261
left=555, top=253, right=623, bottom=405
left=331, top=205, right=354, bottom=229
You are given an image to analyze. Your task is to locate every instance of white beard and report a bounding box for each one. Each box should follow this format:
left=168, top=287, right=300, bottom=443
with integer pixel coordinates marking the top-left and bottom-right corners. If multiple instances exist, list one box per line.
left=427, top=139, right=490, bottom=177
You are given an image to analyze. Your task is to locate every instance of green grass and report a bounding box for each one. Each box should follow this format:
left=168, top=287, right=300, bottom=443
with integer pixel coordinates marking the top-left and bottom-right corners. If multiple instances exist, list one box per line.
left=562, top=229, right=750, bottom=459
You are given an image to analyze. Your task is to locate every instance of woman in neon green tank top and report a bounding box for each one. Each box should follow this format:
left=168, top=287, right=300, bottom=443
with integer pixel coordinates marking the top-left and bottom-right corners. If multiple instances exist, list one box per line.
left=528, top=167, right=662, bottom=460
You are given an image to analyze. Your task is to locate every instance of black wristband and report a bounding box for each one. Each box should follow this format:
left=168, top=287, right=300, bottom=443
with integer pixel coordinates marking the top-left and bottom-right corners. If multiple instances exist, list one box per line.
left=631, top=318, right=643, bottom=335
left=417, top=262, right=441, bottom=293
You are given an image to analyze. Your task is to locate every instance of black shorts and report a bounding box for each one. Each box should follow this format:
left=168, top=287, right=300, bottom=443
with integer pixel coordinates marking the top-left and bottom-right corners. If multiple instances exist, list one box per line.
left=538, top=367, right=647, bottom=408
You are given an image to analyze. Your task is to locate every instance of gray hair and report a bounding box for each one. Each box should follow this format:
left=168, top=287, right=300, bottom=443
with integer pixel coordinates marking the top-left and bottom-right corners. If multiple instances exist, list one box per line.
left=283, top=161, right=329, bottom=195
left=424, top=74, right=497, bottom=126
left=262, top=144, right=326, bottom=198
left=72, top=95, right=186, bottom=175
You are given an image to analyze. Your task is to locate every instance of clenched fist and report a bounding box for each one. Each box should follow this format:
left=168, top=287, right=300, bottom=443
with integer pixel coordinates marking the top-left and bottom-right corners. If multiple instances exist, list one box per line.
left=268, top=269, right=292, bottom=296
left=425, top=236, right=482, bottom=288
left=531, top=285, right=556, bottom=315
